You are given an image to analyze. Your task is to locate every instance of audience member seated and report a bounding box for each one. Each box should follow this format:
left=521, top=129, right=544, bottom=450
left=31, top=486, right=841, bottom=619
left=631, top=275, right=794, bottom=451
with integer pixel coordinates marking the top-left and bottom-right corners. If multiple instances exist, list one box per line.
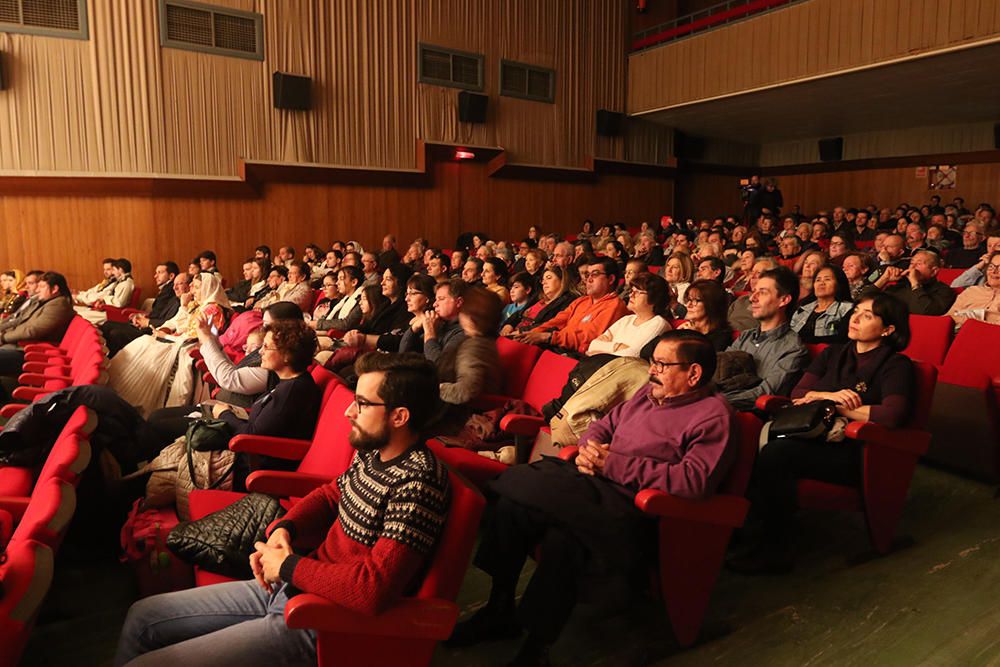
left=946, top=251, right=1000, bottom=328
left=205, top=319, right=323, bottom=485
left=435, top=286, right=502, bottom=434
left=320, top=272, right=409, bottom=372
left=587, top=272, right=671, bottom=358
left=0, top=271, right=74, bottom=385
left=401, top=278, right=467, bottom=363
left=253, top=265, right=289, bottom=311
left=725, top=267, right=809, bottom=410
left=114, top=352, right=449, bottom=666
left=449, top=330, right=735, bottom=665
left=728, top=256, right=778, bottom=331
left=617, top=258, right=647, bottom=301
left=108, top=273, right=232, bottom=416
left=796, top=250, right=826, bottom=305
left=501, top=271, right=535, bottom=330
left=462, top=257, right=484, bottom=286
left=102, top=262, right=182, bottom=356
left=826, top=233, right=853, bottom=267
left=842, top=252, right=877, bottom=301
left=143, top=301, right=306, bottom=449
left=482, top=257, right=510, bottom=303
left=877, top=249, right=956, bottom=316
left=522, top=248, right=546, bottom=283
left=790, top=265, right=853, bottom=344
left=310, top=272, right=339, bottom=323
left=677, top=278, right=734, bottom=351
left=633, top=232, right=664, bottom=267
left=312, top=265, right=364, bottom=336
left=730, top=293, right=913, bottom=574
left=872, top=233, right=907, bottom=280
left=225, top=259, right=254, bottom=305
left=730, top=249, right=758, bottom=292
left=237, top=258, right=272, bottom=311
left=516, top=257, right=629, bottom=356
left=502, top=266, right=572, bottom=335
left=0, top=269, right=25, bottom=314
left=73, top=258, right=115, bottom=306
left=662, top=252, right=695, bottom=306
left=951, top=232, right=1000, bottom=287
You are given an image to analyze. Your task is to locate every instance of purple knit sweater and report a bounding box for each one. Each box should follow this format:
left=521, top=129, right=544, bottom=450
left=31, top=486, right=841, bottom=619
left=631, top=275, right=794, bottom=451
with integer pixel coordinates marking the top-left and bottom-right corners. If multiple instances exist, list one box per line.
left=580, top=385, right=736, bottom=500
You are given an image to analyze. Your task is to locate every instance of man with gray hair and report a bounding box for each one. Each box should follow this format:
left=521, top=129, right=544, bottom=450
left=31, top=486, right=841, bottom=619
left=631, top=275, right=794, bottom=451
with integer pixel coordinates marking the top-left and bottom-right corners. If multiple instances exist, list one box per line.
left=948, top=220, right=987, bottom=269
left=881, top=249, right=956, bottom=315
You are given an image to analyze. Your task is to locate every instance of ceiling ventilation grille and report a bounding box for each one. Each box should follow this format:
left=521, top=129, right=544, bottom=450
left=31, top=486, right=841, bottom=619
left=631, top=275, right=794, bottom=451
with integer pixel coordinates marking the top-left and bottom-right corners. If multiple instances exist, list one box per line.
left=0, top=0, right=88, bottom=39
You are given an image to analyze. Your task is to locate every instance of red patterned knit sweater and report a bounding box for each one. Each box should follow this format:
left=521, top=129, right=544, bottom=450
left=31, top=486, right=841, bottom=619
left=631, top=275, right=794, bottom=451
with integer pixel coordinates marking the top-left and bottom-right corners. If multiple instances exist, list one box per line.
left=271, top=444, right=450, bottom=615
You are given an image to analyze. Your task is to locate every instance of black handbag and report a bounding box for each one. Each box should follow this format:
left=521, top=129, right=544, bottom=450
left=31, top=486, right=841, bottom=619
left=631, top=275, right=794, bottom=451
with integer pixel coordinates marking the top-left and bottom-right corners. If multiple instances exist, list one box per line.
left=185, top=418, right=233, bottom=452
left=769, top=400, right=838, bottom=440
left=166, top=492, right=286, bottom=579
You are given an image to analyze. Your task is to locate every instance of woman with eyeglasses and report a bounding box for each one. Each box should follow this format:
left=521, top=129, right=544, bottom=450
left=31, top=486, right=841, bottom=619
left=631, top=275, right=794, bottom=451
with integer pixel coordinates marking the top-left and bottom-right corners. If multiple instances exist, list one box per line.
left=676, top=279, right=734, bottom=351
left=946, top=251, right=1000, bottom=328
left=587, top=272, right=671, bottom=358
left=826, top=233, right=854, bottom=267
left=211, top=319, right=322, bottom=487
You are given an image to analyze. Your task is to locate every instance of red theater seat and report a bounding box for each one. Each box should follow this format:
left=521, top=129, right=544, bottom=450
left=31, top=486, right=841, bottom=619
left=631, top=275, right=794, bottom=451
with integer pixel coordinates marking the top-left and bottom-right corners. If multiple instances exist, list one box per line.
left=283, top=469, right=485, bottom=667
left=0, top=539, right=55, bottom=667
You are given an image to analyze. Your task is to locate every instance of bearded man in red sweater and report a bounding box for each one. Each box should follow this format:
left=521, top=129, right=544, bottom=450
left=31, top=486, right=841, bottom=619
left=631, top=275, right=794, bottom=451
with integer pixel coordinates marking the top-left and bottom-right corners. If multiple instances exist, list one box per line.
left=115, top=352, right=450, bottom=667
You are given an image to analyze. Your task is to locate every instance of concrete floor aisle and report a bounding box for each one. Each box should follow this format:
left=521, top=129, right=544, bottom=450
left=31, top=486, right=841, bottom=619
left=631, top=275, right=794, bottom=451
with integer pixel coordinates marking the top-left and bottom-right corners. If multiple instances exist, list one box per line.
left=21, top=464, right=1000, bottom=667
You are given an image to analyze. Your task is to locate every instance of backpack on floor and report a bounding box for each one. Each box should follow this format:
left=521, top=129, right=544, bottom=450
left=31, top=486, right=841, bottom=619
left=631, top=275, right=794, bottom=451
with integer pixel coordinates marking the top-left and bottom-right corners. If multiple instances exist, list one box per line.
left=120, top=498, right=193, bottom=597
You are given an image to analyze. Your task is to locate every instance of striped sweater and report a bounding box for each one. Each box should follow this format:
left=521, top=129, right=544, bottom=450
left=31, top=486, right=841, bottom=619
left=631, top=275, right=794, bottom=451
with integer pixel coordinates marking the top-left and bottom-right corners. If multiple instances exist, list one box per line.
left=274, top=445, right=450, bottom=615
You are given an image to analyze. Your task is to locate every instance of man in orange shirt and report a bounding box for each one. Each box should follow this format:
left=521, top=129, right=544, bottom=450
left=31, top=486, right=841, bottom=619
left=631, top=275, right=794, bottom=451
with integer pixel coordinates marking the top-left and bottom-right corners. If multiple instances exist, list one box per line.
left=514, top=257, right=628, bottom=355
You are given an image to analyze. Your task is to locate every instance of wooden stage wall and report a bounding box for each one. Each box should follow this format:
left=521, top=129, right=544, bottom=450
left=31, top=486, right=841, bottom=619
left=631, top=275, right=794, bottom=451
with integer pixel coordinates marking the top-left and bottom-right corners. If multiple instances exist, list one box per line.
left=0, top=161, right=675, bottom=295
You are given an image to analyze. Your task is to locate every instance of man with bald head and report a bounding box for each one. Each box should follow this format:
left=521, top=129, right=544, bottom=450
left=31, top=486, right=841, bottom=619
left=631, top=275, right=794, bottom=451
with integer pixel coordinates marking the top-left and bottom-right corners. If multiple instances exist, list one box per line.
left=878, top=249, right=956, bottom=315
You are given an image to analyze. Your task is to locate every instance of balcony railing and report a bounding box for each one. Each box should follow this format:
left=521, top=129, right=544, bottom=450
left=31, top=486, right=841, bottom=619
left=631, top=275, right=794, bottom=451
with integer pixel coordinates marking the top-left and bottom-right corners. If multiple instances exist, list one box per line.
left=632, top=0, right=804, bottom=52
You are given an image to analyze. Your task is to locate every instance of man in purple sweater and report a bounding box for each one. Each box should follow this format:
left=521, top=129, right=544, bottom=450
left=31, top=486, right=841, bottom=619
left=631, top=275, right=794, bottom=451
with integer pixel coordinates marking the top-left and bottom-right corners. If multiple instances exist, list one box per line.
left=449, top=330, right=737, bottom=667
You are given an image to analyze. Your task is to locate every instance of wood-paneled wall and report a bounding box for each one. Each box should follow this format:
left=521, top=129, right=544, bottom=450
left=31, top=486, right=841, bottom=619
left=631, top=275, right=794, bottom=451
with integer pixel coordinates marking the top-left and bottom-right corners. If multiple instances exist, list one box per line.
left=0, top=0, right=647, bottom=177
left=628, top=0, right=1000, bottom=113
left=676, top=160, right=1000, bottom=221
left=0, top=162, right=674, bottom=295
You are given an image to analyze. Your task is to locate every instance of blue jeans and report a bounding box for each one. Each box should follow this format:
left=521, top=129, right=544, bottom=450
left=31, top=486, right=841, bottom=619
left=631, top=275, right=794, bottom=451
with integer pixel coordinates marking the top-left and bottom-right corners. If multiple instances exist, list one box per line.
left=114, top=581, right=316, bottom=666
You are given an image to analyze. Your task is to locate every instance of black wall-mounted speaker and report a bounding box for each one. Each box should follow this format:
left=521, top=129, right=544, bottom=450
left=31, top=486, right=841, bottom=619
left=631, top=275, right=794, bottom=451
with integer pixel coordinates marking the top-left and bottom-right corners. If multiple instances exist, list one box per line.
left=819, top=137, right=844, bottom=162
left=993, top=123, right=1000, bottom=150
left=0, top=52, right=5, bottom=91
left=596, top=109, right=624, bottom=136
left=458, top=91, right=488, bottom=123
left=273, top=71, right=311, bottom=111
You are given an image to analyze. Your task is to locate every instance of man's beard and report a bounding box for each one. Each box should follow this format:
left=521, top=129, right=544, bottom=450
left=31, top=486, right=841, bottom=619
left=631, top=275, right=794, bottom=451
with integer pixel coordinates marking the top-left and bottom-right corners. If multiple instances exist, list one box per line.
left=349, top=421, right=390, bottom=452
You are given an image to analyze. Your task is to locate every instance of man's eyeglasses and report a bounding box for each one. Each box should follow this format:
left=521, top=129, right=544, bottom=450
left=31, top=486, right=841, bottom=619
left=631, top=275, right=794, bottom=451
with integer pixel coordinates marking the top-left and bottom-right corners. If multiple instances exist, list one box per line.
left=353, top=397, right=388, bottom=411
left=588, top=271, right=607, bottom=279
left=986, top=263, right=1000, bottom=273
left=649, top=358, right=689, bottom=373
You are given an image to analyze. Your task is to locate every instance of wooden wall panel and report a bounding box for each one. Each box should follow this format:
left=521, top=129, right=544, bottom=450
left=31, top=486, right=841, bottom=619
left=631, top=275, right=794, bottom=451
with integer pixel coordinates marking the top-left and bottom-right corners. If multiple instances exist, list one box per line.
left=0, top=164, right=673, bottom=295
left=677, top=161, right=1000, bottom=223
left=628, top=0, right=1000, bottom=113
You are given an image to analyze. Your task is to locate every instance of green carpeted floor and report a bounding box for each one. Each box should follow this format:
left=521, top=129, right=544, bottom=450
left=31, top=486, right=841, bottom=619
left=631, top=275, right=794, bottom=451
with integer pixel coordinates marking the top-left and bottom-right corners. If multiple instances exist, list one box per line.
left=20, top=463, right=1000, bottom=667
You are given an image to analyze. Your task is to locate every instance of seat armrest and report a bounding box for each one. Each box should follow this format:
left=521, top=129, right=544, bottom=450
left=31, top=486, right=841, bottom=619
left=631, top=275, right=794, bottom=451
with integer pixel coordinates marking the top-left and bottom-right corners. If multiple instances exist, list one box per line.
left=558, top=445, right=579, bottom=461
left=246, top=471, right=331, bottom=498
left=0, top=403, right=29, bottom=418
left=0, top=496, right=31, bottom=522
left=845, top=422, right=931, bottom=457
left=22, top=343, right=60, bottom=353
left=17, top=372, right=67, bottom=386
left=11, top=386, right=51, bottom=401
left=228, top=434, right=311, bottom=460
left=634, top=489, right=749, bottom=528
left=21, top=361, right=65, bottom=374
left=23, top=352, right=68, bottom=363
left=284, top=594, right=458, bottom=640
left=755, top=394, right=792, bottom=413
left=499, top=414, right=546, bottom=437
left=188, top=347, right=203, bottom=360
left=468, top=393, right=515, bottom=412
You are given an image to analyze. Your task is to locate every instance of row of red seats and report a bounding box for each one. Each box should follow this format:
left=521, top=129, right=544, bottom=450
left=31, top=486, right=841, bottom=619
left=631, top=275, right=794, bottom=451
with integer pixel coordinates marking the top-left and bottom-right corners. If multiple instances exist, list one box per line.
left=0, top=407, right=96, bottom=666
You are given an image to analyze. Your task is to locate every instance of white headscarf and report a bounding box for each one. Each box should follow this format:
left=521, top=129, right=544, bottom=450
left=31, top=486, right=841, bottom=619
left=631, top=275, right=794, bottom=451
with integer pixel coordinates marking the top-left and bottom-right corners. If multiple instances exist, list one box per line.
left=198, top=272, right=231, bottom=309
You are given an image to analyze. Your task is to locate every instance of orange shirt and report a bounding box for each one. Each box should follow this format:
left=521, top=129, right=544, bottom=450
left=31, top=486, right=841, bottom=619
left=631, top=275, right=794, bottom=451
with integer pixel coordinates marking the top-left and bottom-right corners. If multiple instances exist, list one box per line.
left=530, top=292, right=629, bottom=354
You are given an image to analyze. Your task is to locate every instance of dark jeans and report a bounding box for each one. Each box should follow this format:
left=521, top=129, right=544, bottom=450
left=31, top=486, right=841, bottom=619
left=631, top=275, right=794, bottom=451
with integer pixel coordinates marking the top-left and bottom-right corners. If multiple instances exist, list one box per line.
left=746, top=436, right=862, bottom=539
left=475, top=496, right=588, bottom=643
left=0, top=346, right=26, bottom=377
left=101, top=321, right=147, bottom=357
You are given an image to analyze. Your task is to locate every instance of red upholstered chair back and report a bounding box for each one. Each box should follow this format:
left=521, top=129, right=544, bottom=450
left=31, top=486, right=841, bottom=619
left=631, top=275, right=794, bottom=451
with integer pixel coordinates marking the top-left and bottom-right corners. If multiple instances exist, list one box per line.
left=309, top=364, right=339, bottom=393
left=414, top=470, right=486, bottom=601
left=935, top=268, right=964, bottom=286
left=939, top=319, right=1000, bottom=388
left=903, top=314, right=954, bottom=366
left=299, top=384, right=357, bottom=479
left=0, top=539, right=54, bottom=667
left=128, top=287, right=143, bottom=310
left=495, top=337, right=542, bottom=398
left=36, top=434, right=90, bottom=491
left=906, top=361, right=938, bottom=431
left=520, top=351, right=578, bottom=414
left=804, top=343, right=828, bottom=361
left=10, top=479, right=75, bottom=549
left=718, top=412, right=763, bottom=497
